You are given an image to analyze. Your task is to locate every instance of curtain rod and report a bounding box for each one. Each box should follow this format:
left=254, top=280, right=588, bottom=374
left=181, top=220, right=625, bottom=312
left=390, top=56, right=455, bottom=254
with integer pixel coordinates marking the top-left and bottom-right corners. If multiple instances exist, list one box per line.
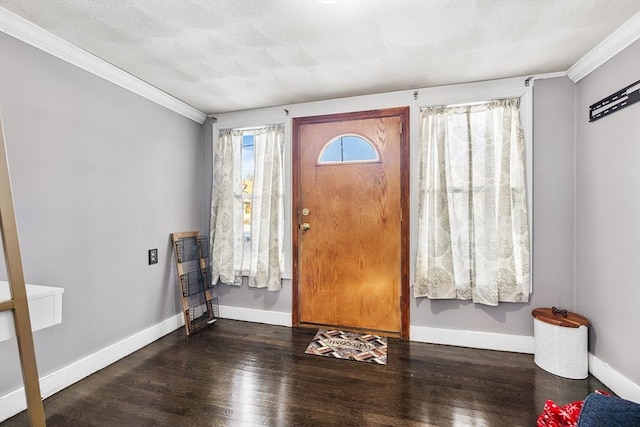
left=218, top=123, right=285, bottom=132
left=234, top=126, right=264, bottom=132
left=421, top=97, right=522, bottom=110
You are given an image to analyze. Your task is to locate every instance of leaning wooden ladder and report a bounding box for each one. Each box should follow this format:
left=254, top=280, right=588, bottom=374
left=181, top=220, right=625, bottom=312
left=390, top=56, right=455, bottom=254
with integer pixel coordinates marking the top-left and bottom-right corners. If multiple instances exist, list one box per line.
left=0, top=115, right=46, bottom=426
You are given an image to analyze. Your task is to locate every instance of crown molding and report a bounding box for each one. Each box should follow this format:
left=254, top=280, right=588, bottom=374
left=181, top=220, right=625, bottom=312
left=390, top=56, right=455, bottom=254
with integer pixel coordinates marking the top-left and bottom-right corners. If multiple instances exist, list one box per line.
left=0, top=7, right=207, bottom=124
left=567, top=12, right=640, bottom=83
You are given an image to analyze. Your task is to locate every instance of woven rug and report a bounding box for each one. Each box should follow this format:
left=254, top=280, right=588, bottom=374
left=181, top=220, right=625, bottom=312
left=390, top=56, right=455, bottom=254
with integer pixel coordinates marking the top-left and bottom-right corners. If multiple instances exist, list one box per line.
left=305, top=329, right=387, bottom=365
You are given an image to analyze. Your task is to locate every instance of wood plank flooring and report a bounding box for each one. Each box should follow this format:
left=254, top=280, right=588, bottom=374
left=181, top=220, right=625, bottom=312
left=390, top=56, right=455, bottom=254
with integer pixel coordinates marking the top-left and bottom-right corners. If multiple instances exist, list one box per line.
left=2, top=319, right=611, bottom=426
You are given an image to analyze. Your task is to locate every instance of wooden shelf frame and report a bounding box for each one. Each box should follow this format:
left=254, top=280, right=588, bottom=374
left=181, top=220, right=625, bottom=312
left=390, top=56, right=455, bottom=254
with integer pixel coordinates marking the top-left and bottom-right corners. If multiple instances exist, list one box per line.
left=171, top=232, right=217, bottom=335
left=1, top=114, right=46, bottom=426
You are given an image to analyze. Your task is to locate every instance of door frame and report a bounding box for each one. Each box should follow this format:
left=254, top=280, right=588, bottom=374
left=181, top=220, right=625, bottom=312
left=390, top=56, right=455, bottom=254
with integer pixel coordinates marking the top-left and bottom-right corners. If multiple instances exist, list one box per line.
left=291, top=107, right=410, bottom=339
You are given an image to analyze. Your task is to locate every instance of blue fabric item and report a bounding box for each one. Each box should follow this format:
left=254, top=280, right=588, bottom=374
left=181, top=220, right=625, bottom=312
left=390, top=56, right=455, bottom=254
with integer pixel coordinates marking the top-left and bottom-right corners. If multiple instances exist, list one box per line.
left=577, top=393, right=640, bottom=427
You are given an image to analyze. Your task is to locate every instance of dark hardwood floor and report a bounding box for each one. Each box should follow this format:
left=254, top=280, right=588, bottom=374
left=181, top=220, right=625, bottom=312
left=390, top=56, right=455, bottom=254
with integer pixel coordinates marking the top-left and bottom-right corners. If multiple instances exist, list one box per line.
left=3, top=319, right=611, bottom=426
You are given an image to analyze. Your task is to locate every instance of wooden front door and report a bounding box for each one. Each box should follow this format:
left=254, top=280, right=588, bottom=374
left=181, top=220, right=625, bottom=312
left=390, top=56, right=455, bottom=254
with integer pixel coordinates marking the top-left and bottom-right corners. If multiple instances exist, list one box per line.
left=292, top=108, right=409, bottom=338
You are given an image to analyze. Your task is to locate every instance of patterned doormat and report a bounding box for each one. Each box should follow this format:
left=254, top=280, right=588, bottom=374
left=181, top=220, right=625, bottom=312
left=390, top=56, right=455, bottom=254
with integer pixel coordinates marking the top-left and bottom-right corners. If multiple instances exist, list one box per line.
left=305, top=329, right=387, bottom=365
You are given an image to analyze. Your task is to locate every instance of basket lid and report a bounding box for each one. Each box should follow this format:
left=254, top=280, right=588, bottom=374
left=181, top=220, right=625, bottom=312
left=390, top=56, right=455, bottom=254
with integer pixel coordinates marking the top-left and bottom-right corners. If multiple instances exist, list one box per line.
left=532, top=307, right=589, bottom=328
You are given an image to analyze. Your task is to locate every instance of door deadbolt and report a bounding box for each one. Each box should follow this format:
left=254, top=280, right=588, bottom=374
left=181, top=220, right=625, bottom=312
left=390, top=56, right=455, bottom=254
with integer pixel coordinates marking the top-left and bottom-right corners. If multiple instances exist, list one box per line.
left=302, top=208, right=310, bottom=216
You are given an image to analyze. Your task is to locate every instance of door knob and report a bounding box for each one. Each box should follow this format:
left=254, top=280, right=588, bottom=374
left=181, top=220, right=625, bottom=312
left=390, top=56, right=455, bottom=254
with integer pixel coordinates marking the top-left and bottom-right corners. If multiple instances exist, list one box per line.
left=300, top=222, right=310, bottom=232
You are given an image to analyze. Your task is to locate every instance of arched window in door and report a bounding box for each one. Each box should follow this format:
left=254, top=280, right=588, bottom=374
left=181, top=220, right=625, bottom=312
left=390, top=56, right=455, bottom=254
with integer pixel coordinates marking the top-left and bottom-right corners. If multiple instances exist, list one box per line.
left=318, top=134, right=379, bottom=164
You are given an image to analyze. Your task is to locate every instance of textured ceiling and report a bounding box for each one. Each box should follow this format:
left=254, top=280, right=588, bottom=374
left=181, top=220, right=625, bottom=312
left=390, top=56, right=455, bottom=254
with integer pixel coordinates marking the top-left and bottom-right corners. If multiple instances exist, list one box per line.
left=1, top=0, right=639, bottom=114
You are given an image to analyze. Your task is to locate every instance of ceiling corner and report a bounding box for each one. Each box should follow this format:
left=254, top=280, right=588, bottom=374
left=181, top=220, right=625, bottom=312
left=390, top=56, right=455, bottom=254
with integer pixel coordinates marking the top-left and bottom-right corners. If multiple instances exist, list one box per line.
left=567, top=12, right=640, bottom=83
left=0, top=6, right=207, bottom=124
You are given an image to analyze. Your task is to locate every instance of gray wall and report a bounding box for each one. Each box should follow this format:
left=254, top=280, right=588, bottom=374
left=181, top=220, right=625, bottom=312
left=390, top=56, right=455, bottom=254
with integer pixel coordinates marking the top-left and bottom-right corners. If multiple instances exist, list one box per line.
left=0, top=34, right=203, bottom=394
left=3, top=20, right=636, bottom=401
left=575, top=40, right=640, bottom=385
left=205, top=76, right=579, bottom=336
left=410, top=76, right=578, bottom=333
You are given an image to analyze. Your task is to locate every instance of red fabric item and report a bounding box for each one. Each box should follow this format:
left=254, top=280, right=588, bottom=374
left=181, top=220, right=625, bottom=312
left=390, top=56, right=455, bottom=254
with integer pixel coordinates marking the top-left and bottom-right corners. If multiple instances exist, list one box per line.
left=537, top=399, right=583, bottom=426
left=537, top=390, right=610, bottom=427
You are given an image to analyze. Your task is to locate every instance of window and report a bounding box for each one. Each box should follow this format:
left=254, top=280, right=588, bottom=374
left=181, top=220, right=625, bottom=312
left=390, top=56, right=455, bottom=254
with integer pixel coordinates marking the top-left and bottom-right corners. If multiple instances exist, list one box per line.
left=242, top=132, right=254, bottom=259
left=414, top=98, right=530, bottom=306
left=210, top=124, right=285, bottom=291
left=318, top=134, right=379, bottom=164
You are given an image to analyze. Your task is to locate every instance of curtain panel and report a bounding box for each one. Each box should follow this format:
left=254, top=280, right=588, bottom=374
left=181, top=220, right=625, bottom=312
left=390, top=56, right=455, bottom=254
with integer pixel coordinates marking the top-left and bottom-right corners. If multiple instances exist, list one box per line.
left=414, top=98, right=530, bottom=306
left=248, top=125, right=285, bottom=290
left=210, top=125, right=285, bottom=291
left=210, top=129, right=244, bottom=287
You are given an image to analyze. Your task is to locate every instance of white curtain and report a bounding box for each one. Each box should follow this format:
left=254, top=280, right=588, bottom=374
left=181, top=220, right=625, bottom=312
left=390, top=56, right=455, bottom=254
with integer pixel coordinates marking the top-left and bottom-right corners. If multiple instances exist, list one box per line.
left=247, top=124, right=285, bottom=290
left=210, top=129, right=244, bottom=286
left=414, top=98, right=530, bottom=306
left=210, top=125, right=285, bottom=291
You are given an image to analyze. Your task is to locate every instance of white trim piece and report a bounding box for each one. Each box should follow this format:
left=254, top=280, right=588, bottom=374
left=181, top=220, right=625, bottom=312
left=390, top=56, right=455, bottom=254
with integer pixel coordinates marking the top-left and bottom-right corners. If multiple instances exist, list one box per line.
left=0, top=314, right=184, bottom=422
left=525, top=71, right=568, bottom=85
left=589, top=353, right=640, bottom=404
left=567, top=12, right=640, bottom=82
left=219, top=305, right=292, bottom=327
left=0, top=7, right=207, bottom=124
left=410, top=325, right=535, bottom=354
left=416, top=75, right=531, bottom=107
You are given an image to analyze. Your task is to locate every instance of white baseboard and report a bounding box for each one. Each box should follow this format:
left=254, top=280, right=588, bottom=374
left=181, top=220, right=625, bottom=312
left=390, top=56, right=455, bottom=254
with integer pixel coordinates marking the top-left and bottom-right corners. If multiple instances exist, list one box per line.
left=409, top=326, right=640, bottom=403
left=219, top=305, right=292, bottom=327
left=0, top=314, right=184, bottom=422
left=410, top=325, right=535, bottom=354
left=589, top=353, right=640, bottom=404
